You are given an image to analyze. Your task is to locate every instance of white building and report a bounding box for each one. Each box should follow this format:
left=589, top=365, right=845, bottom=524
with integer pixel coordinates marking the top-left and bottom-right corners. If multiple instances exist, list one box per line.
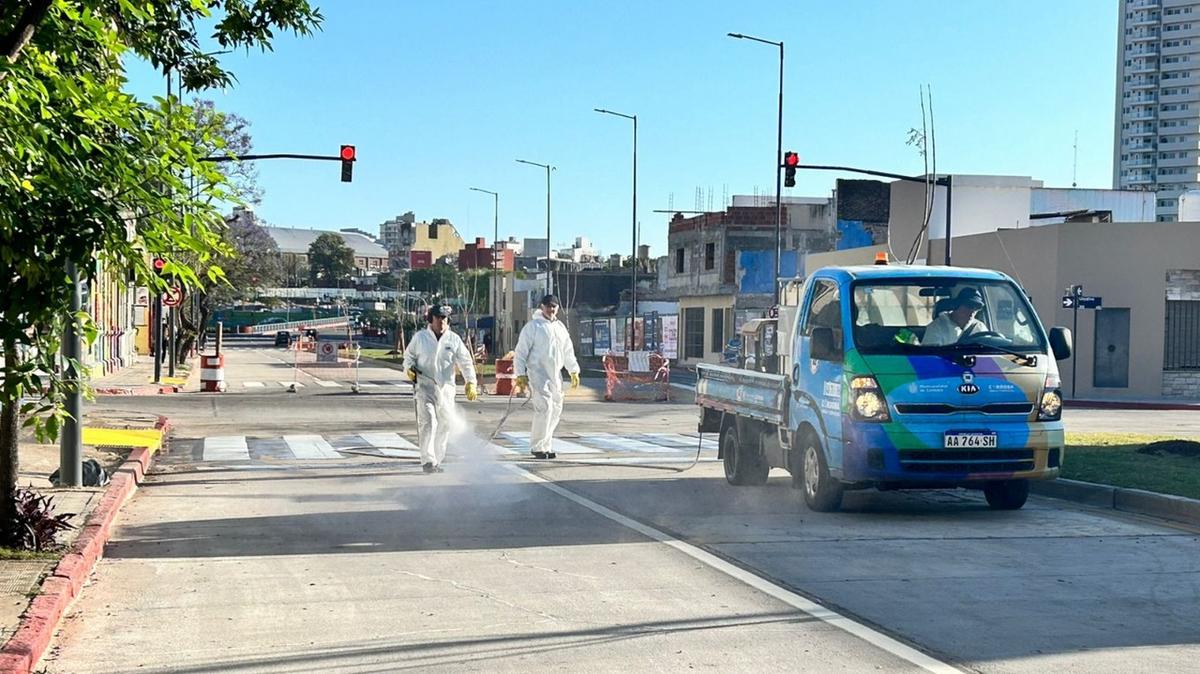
left=1113, top=0, right=1200, bottom=220
left=558, top=236, right=599, bottom=263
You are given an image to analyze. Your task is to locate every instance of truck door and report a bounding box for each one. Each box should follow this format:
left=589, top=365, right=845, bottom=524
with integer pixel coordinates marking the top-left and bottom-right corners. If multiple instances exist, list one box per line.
left=792, top=279, right=846, bottom=471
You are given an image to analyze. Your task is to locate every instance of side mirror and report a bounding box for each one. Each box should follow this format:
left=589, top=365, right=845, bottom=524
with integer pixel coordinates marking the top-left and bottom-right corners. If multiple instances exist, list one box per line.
left=811, top=327, right=840, bottom=362
left=1049, top=327, right=1073, bottom=361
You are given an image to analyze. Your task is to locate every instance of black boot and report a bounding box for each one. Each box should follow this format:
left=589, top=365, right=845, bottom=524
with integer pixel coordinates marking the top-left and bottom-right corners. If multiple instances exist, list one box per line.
left=547, top=452, right=557, bottom=459
left=422, top=463, right=435, bottom=473
left=531, top=451, right=548, bottom=459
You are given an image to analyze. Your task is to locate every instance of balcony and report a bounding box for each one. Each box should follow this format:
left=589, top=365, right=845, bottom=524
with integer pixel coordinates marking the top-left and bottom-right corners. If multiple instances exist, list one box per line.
left=1130, top=79, right=1159, bottom=89
left=1158, top=155, right=1197, bottom=167
left=1125, top=157, right=1157, bottom=168
left=1131, top=15, right=1160, bottom=26
left=1129, top=1, right=1160, bottom=9
left=1131, top=32, right=1161, bottom=42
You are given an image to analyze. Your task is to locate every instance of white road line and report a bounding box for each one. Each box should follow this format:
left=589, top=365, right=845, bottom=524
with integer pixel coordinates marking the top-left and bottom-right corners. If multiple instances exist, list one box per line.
left=499, top=432, right=595, bottom=454
left=202, top=436, right=250, bottom=461
left=242, top=381, right=266, bottom=388
left=508, top=465, right=958, bottom=674
left=283, top=434, right=343, bottom=459
left=278, top=381, right=305, bottom=387
left=575, top=432, right=683, bottom=454
left=314, top=380, right=342, bottom=388
left=357, top=432, right=419, bottom=457
left=638, top=432, right=719, bottom=450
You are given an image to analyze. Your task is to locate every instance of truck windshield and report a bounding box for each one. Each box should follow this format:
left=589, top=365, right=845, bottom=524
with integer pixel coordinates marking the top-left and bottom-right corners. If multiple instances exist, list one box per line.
left=850, top=279, right=1047, bottom=355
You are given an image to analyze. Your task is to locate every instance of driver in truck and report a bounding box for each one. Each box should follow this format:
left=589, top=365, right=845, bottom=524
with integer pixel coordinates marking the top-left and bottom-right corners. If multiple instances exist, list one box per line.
left=922, top=287, right=988, bottom=346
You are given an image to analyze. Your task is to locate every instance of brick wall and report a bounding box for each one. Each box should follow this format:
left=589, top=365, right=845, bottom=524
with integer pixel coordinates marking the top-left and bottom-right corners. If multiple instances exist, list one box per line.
left=1163, top=371, right=1200, bottom=398
left=1166, top=269, right=1200, bottom=300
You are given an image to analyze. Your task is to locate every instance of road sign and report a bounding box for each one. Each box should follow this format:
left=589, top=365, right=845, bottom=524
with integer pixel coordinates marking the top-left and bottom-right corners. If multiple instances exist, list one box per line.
left=317, top=338, right=338, bottom=363
left=1063, top=295, right=1101, bottom=310
left=162, top=286, right=184, bottom=307
left=134, top=287, right=150, bottom=307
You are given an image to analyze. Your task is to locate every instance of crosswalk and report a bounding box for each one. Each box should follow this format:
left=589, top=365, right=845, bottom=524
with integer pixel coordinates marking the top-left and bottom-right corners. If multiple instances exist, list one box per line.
left=168, top=431, right=718, bottom=464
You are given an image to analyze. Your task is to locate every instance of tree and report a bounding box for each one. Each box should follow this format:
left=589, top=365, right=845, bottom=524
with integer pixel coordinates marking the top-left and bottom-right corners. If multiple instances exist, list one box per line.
left=193, top=100, right=262, bottom=205
left=0, top=0, right=321, bottom=544
left=308, top=233, right=355, bottom=287
left=408, top=263, right=460, bottom=298
left=177, top=216, right=282, bottom=359
left=282, top=254, right=309, bottom=288
left=375, top=272, right=399, bottom=290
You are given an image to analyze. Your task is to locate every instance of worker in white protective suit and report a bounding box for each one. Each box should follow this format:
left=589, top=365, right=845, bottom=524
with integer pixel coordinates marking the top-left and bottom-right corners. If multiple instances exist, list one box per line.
left=514, top=294, right=580, bottom=459
left=403, top=305, right=478, bottom=473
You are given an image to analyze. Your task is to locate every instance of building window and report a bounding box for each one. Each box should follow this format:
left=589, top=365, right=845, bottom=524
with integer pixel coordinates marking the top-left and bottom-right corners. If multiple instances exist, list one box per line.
left=675, top=248, right=685, bottom=274
left=704, top=243, right=715, bottom=270
left=428, top=223, right=438, bottom=239
left=710, top=308, right=725, bottom=353
left=684, top=308, right=704, bottom=359
left=1165, top=300, right=1200, bottom=370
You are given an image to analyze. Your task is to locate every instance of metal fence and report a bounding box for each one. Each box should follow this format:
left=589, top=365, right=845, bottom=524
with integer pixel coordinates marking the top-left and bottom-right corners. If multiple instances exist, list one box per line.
left=1164, top=300, right=1200, bottom=370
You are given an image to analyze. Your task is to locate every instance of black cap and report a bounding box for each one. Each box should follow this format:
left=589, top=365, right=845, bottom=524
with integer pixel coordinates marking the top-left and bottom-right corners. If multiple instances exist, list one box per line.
left=540, top=294, right=559, bottom=307
left=953, top=288, right=985, bottom=309
left=427, top=304, right=453, bottom=319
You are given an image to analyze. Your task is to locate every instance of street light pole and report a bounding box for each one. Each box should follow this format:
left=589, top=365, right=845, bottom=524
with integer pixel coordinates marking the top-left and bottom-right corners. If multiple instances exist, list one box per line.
left=515, top=159, right=555, bottom=296
left=470, top=187, right=500, bottom=354
left=594, top=108, right=638, bottom=328
left=729, top=32, right=784, bottom=307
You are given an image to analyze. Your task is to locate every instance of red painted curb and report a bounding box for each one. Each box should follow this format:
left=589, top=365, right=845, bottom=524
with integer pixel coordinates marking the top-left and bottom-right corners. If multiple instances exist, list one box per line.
left=93, top=384, right=182, bottom=396
left=0, top=421, right=166, bottom=674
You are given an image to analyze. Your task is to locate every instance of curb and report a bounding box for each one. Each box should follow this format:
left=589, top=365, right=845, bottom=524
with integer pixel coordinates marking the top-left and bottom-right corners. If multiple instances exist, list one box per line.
left=92, top=384, right=182, bottom=396
left=1031, top=478, right=1200, bottom=527
left=0, top=416, right=168, bottom=673
left=1065, top=400, right=1200, bottom=411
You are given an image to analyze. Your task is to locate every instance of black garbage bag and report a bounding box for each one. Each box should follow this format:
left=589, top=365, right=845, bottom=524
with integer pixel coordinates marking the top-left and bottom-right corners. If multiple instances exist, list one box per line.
left=49, top=458, right=111, bottom=487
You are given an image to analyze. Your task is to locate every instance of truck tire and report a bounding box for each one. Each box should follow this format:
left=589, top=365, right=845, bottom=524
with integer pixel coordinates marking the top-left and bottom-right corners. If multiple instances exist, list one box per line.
left=722, top=425, right=769, bottom=486
left=984, top=480, right=1029, bottom=510
left=796, top=431, right=843, bottom=512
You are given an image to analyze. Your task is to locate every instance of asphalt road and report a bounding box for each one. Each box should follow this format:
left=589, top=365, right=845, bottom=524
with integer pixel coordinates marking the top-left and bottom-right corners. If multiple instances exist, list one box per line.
left=40, top=341, right=1200, bottom=672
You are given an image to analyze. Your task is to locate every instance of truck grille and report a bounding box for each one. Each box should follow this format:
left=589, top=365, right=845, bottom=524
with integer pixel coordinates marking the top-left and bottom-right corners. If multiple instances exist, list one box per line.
left=899, top=449, right=1035, bottom=474
left=894, top=403, right=1034, bottom=415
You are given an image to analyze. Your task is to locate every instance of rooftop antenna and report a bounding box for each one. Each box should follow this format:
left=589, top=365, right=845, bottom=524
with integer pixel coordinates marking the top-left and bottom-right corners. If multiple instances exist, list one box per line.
left=1072, top=129, right=1079, bottom=188
left=668, top=192, right=674, bottom=211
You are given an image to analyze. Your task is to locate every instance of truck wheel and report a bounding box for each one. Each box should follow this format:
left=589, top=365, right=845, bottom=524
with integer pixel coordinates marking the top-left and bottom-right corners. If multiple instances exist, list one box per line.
left=722, top=425, right=769, bottom=486
left=984, top=480, right=1029, bottom=510
left=797, top=432, right=843, bottom=512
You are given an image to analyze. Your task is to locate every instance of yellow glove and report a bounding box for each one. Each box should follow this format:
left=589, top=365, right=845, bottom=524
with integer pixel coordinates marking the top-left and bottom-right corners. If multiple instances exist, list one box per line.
left=465, top=382, right=478, bottom=401
left=515, top=375, right=529, bottom=391
left=407, top=368, right=418, bottom=382
left=570, top=372, right=580, bottom=389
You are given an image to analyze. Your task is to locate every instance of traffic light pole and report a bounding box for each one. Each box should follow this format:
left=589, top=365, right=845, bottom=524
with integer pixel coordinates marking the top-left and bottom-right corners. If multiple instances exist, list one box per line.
left=153, top=292, right=163, bottom=384
left=789, top=163, right=955, bottom=265
left=59, top=260, right=83, bottom=488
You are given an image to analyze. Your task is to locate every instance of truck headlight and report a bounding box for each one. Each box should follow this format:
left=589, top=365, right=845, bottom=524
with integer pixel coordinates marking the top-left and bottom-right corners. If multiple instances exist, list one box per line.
left=850, top=376, right=890, bottom=422
left=1038, top=375, right=1062, bottom=421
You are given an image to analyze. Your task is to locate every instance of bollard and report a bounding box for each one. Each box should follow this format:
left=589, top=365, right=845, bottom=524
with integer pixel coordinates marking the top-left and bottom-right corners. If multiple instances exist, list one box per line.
left=201, top=353, right=225, bottom=392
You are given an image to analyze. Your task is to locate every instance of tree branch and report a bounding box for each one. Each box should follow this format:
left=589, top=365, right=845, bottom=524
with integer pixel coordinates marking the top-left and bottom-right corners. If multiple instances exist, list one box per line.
left=0, top=0, right=54, bottom=83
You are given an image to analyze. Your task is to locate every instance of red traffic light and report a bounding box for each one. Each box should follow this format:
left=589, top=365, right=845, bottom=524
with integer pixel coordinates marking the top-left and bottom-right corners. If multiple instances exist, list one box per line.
left=784, top=151, right=799, bottom=167
left=340, top=145, right=356, bottom=161
left=152, top=257, right=166, bottom=272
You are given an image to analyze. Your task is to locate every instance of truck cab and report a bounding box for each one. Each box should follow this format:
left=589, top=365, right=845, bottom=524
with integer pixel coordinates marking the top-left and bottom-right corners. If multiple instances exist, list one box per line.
left=697, top=264, right=1073, bottom=512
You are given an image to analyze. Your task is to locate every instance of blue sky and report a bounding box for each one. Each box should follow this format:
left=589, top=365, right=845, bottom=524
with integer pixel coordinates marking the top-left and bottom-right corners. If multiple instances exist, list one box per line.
left=125, top=0, right=1117, bottom=258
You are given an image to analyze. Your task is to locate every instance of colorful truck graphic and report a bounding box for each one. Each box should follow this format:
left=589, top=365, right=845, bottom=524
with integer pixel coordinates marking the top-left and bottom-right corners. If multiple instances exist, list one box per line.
left=696, top=264, right=1074, bottom=512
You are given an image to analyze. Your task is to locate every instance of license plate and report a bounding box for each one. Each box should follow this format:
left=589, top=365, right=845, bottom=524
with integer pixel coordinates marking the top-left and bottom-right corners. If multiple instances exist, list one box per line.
left=944, top=433, right=998, bottom=449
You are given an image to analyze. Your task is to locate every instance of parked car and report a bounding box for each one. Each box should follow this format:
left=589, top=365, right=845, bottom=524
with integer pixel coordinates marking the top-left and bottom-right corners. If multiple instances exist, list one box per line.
left=303, top=328, right=319, bottom=339
left=274, top=330, right=293, bottom=347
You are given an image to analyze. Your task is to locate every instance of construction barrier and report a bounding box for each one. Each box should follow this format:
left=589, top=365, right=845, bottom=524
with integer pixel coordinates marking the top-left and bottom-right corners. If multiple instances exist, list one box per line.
left=493, top=358, right=517, bottom=396
left=200, top=354, right=226, bottom=392
left=603, top=352, right=670, bottom=402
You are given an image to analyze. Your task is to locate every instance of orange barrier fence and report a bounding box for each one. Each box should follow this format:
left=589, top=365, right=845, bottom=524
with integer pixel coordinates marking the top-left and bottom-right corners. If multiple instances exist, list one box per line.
left=602, top=352, right=670, bottom=401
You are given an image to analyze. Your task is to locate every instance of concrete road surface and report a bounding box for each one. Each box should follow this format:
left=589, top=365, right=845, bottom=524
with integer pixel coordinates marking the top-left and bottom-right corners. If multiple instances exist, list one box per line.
left=41, top=339, right=1200, bottom=672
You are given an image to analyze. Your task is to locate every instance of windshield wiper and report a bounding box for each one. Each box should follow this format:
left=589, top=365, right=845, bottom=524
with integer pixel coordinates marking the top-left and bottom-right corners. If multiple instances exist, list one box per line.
left=950, top=343, right=1038, bottom=367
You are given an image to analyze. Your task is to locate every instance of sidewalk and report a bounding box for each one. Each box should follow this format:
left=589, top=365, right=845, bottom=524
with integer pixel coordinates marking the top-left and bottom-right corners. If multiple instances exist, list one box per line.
left=0, top=409, right=165, bottom=651
left=89, top=356, right=197, bottom=395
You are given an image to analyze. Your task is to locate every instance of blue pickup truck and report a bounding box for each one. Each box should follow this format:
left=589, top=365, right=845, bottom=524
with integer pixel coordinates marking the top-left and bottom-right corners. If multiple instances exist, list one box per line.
left=696, top=264, right=1073, bottom=512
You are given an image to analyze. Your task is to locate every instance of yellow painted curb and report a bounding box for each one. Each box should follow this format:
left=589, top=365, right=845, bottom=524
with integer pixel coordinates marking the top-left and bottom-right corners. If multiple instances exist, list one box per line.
left=82, top=428, right=162, bottom=453
left=161, top=376, right=188, bottom=386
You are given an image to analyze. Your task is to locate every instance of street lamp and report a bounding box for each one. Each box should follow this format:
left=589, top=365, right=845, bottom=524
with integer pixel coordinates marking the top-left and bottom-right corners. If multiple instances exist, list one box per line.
left=469, top=187, right=501, bottom=355
left=515, top=159, right=555, bottom=297
left=594, top=107, right=638, bottom=325
left=728, top=31, right=784, bottom=307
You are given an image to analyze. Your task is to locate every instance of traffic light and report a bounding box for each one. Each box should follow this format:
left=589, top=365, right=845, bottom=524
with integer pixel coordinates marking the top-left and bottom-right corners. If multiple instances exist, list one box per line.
left=340, top=144, right=356, bottom=182
left=783, top=151, right=799, bottom=188
left=152, top=257, right=167, bottom=276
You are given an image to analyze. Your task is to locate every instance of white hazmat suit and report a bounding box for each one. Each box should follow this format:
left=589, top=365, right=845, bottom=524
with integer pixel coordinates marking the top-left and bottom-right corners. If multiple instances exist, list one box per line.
left=402, top=327, right=477, bottom=468
left=514, top=308, right=580, bottom=456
